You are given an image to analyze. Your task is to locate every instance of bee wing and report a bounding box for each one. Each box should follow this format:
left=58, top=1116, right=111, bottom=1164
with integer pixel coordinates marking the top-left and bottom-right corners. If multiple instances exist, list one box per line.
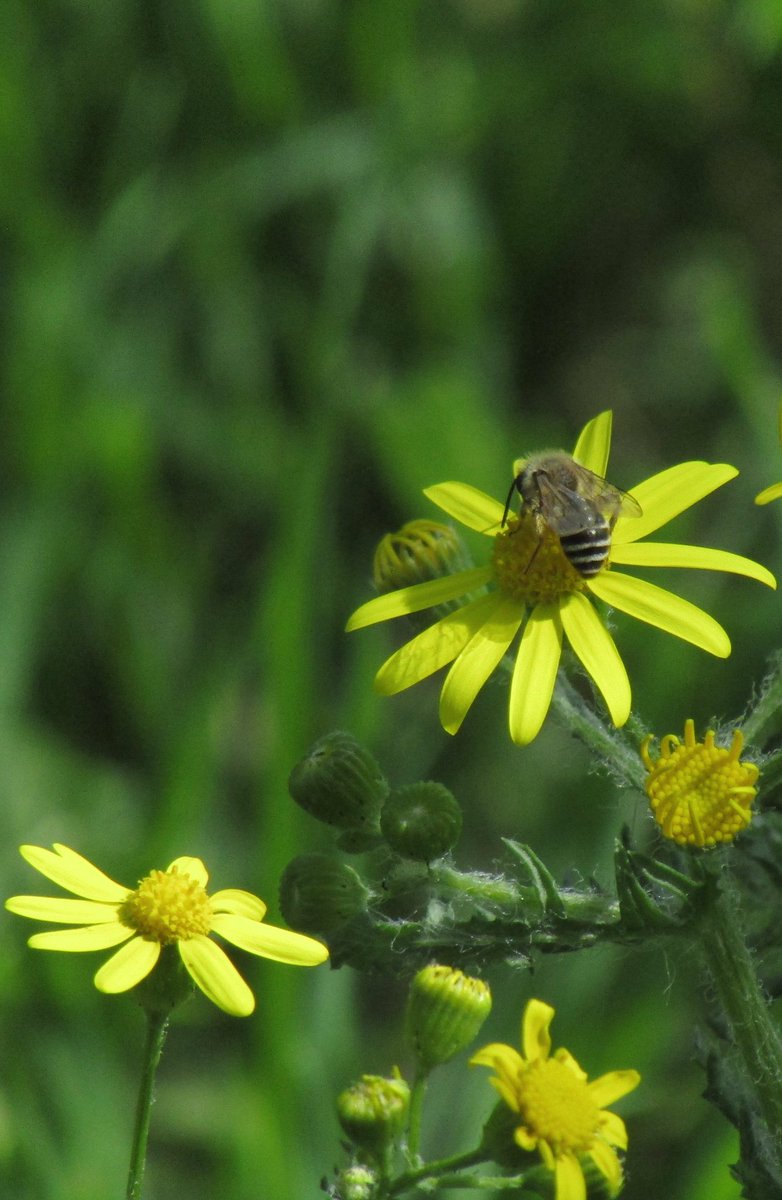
left=565, top=466, right=643, bottom=523
left=534, top=472, right=600, bottom=534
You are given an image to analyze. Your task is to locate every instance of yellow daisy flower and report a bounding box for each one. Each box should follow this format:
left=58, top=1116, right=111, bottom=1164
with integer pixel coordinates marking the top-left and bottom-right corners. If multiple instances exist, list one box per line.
left=5, top=844, right=329, bottom=1017
left=471, top=998, right=640, bottom=1200
left=347, top=411, right=775, bottom=746
left=641, top=718, right=759, bottom=847
left=755, top=402, right=782, bottom=505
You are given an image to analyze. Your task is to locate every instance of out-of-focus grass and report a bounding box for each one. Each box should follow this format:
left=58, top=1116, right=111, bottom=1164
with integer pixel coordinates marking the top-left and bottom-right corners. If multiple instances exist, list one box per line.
left=1, top=2, right=781, bottom=1196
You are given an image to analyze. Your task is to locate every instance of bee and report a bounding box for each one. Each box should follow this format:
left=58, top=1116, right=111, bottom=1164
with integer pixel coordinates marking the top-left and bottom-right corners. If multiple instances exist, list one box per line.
left=502, top=451, right=642, bottom=578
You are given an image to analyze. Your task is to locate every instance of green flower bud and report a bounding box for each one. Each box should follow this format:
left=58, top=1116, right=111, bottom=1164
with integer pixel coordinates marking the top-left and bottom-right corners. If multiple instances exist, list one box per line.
left=288, top=732, right=388, bottom=833
left=580, top=1152, right=625, bottom=1199
left=279, top=853, right=370, bottom=937
left=336, top=1073, right=410, bottom=1159
left=332, top=1164, right=378, bottom=1200
left=405, top=964, right=491, bottom=1073
left=381, top=782, right=462, bottom=862
left=373, top=519, right=473, bottom=593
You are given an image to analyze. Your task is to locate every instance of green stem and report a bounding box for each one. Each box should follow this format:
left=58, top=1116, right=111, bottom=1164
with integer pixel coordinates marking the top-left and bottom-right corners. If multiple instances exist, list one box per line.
left=552, top=674, right=645, bottom=789
left=698, top=872, right=782, bottom=1158
left=742, top=653, right=782, bottom=745
left=387, top=1146, right=487, bottom=1195
left=125, top=1009, right=170, bottom=1200
left=406, top=1072, right=427, bottom=1161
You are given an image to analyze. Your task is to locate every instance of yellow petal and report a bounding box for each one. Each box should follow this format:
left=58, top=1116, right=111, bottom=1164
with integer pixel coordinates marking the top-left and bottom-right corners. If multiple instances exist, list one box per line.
left=554, top=1152, right=587, bottom=1200
left=508, top=605, right=563, bottom=746
left=559, top=592, right=631, bottom=727
left=18, top=844, right=128, bottom=903
left=588, top=1067, right=641, bottom=1108
left=588, top=572, right=731, bottom=657
left=470, top=1041, right=526, bottom=1080
left=612, top=462, right=737, bottom=544
left=423, top=482, right=506, bottom=534
left=167, top=857, right=209, bottom=887
left=522, top=998, right=555, bottom=1063
left=209, top=889, right=268, bottom=920
left=346, top=567, right=493, bottom=631
left=210, top=913, right=328, bottom=965
left=374, top=592, right=502, bottom=694
left=5, top=896, right=119, bottom=924
left=571, top=410, right=612, bottom=476
left=756, top=482, right=782, bottom=506
left=27, top=923, right=134, bottom=952
left=597, top=1110, right=629, bottom=1150
left=439, top=597, right=524, bottom=734
left=94, top=937, right=160, bottom=992
left=179, top=934, right=255, bottom=1016
left=588, top=1139, right=624, bottom=1188
left=610, top=541, right=776, bottom=588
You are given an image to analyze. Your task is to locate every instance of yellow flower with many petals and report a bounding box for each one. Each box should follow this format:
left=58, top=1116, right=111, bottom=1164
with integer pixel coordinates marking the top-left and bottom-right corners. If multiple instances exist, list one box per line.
left=347, top=411, right=775, bottom=746
left=5, top=844, right=329, bottom=1017
left=755, top=402, right=782, bottom=505
left=471, top=999, right=640, bottom=1200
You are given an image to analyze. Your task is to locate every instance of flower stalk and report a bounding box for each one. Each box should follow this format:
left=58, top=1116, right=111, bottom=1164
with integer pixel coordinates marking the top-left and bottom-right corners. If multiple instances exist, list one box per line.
left=126, top=1008, right=169, bottom=1200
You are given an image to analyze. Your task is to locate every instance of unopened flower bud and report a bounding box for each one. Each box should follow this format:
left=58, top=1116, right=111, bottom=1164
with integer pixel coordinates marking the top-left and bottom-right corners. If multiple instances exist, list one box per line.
left=279, top=853, right=370, bottom=937
left=288, top=732, right=388, bottom=833
left=381, top=782, right=462, bottom=862
left=336, top=1073, right=410, bottom=1159
left=373, top=519, right=472, bottom=593
left=405, top=964, right=491, bottom=1073
left=332, top=1164, right=378, bottom=1200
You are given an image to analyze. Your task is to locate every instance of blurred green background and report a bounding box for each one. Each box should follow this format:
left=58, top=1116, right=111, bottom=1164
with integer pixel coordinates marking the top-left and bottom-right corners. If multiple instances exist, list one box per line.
left=2, top=1, right=782, bottom=1196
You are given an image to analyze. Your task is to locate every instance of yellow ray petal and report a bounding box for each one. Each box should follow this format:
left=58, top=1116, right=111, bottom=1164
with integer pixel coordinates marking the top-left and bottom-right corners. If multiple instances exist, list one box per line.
left=5, top=896, right=120, bottom=924
left=559, top=592, right=631, bottom=727
left=588, top=1139, right=624, bottom=1188
left=588, top=1067, right=641, bottom=1108
left=571, top=410, right=612, bottom=476
left=27, top=923, right=134, bottom=952
left=94, top=936, right=160, bottom=993
left=439, top=597, right=524, bottom=734
left=522, top=998, right=555, bottom=1062
left=610, top=541, right=776, bottom=588
left=589, top=572, right=730, bottom=656
left=423, top=482, right=506, bottom=534
left=19, top=844, right=128, bottom=903
left=508, top=605, right=563, bottom=746
left=470, top=1042, right=526, bottom=1078
left=554, top=1153, right=587, bottom=1200
left=210, top=913, right=328, bottom=965
left=756, top=482, right=782, bottom=506
left=612, top=462, right=737, bottom=544
left=374, top=591, right=502, bottom=694
left=597, top=1109, right=630, bottom=1150
left=346, top=566, right=493, bottom=630
left=179, top=934, right=255, bottom=1016
left=168, top=857, right=209, bottom=887
left=209, top=889, right=268, bottom=920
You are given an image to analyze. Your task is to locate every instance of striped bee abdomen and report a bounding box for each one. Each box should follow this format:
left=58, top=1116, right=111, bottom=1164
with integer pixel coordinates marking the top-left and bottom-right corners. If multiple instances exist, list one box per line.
left=558, top=520, right=611, bottom=577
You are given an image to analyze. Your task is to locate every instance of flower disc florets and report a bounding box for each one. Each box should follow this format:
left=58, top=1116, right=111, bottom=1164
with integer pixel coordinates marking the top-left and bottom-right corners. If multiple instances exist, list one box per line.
left=641, top=719, right=759, bottom=847
left=120, top=866, right=213, bottom=943
left=517, top=1055, right=600, bottom=1152
left=492, top=514, right=587, bottom=606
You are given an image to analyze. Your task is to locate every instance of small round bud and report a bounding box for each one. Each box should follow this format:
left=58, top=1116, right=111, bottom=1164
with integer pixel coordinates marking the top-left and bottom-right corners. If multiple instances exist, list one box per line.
left=331, top=1164, right=378, bottom=1200
left=336, top=1073, right=410, bottom=1159
left=380, top=782, right=462, bottom=862
left=405, top=964, right=491, bottom=1073
left=279, top=853, right=370, bottom=937
left=373, top=519, right=472, bottom=593
left=288, top=732, right=388, bottom=833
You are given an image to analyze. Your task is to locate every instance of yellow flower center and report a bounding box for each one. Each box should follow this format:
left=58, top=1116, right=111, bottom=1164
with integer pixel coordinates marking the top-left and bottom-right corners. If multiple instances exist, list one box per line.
left=492, top=514, right=588, bottom=606
left=516, top=1056, right=599, bottom=1154
left=641, top=720, right=759, bottom=848
left=120, top=866, right=213, bottom=943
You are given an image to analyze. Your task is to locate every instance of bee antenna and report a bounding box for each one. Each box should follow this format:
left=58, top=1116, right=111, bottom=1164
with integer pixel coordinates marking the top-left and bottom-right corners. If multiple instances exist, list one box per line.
left=501, top=476, right=519, bottom=528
